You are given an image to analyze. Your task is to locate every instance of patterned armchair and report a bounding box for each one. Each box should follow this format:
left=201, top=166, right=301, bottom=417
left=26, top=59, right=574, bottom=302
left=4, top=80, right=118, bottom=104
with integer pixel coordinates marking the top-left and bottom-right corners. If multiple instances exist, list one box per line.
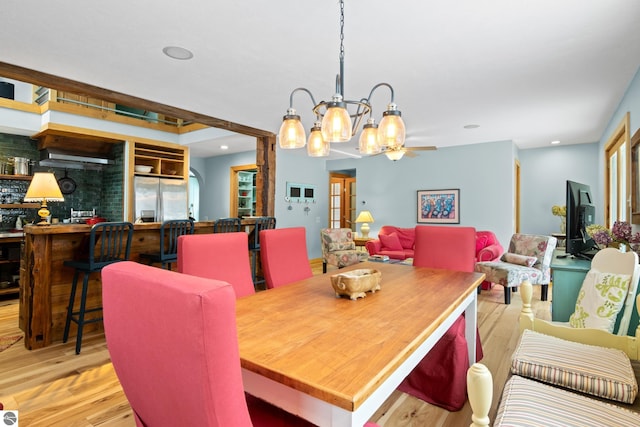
left=320, top=228, right=366, bottom=273
left=475, top=233, right=557, bottom=304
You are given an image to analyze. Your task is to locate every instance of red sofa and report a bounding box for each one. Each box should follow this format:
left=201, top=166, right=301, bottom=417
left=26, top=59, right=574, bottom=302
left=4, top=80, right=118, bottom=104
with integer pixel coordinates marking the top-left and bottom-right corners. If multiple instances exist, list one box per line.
left=366, top=227, right=503, bottom=282
left=365, top=225, right=415, bottom=260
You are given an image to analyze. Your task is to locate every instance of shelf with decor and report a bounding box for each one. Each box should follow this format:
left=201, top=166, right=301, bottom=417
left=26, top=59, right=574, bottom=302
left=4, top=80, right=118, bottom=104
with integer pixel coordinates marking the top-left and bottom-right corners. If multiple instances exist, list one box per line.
left=0, top=203, right=39, bottom=209
left=0, top=174, right=33, bottom=181
left=132, top=141, right=188, bottom=179
left=237, top=170, right=256, bottom=216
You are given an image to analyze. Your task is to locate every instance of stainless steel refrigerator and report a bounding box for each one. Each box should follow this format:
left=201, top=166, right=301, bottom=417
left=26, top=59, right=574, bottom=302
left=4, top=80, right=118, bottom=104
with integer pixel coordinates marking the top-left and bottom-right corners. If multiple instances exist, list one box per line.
left=133, top=176, right=189, bottom=222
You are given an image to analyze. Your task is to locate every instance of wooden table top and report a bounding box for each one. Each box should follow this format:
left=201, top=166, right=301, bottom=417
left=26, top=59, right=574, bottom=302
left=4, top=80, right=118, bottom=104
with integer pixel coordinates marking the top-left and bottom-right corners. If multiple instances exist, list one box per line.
left=235, top=261, right=485, bottom=412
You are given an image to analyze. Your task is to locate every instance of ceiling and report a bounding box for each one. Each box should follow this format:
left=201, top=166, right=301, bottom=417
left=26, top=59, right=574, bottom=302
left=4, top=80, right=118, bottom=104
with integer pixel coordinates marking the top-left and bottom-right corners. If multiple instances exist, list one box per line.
left=2, top=1, right=640, bottom=159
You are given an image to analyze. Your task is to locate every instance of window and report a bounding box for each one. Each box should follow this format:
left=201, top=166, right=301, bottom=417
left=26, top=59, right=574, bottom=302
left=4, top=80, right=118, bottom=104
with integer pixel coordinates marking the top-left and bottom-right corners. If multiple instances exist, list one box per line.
left=631, top=128, right=640, bottom=224
left=188, top=169, right=200, bottom=221
left=605, top=113, right=630, bottom=227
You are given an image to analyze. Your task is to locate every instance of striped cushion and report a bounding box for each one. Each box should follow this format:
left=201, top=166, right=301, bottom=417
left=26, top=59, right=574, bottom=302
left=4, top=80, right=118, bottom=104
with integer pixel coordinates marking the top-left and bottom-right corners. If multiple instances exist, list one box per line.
left=495, top=376, right=640, bottom=426
left=511, top=329, right=637, bottom=404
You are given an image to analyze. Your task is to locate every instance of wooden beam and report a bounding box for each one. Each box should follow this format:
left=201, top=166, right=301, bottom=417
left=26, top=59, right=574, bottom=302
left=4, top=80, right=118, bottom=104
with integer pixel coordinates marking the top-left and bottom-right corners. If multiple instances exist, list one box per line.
left=0, top=61, right=277, bottom=218
left=0, top=61, right=274, bottom=139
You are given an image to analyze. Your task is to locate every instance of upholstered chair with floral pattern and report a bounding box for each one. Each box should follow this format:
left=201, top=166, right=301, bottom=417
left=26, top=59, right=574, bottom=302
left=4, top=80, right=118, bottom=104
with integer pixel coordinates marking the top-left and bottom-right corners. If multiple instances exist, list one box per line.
left=320, top=228, right=366, bottom=273
left=475, top=233, right=557, bottom=304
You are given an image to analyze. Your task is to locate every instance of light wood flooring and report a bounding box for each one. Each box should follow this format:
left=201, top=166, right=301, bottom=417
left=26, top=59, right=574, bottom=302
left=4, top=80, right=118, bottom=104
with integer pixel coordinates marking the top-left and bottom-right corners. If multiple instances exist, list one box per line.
left=0, top=261, right=552, bottom=426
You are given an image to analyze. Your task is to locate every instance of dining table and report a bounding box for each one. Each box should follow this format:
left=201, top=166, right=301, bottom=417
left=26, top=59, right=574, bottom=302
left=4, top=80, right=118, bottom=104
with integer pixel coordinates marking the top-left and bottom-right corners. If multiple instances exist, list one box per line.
left=235, top=261, right=485, bottom=426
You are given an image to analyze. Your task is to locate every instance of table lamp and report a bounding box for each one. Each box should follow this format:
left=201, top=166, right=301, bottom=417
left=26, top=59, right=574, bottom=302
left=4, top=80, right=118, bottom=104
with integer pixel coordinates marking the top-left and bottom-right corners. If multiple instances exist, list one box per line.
left=24, top=172, right=65, bottom=225
left=355, top=210, right=375, bottom=238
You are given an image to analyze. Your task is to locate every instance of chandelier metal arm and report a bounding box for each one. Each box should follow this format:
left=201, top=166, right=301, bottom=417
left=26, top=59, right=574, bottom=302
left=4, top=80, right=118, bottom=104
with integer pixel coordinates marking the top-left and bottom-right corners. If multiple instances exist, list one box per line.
left=288, top=87, right=318, bottom=111
left=366, top=82, right=396, bottom=106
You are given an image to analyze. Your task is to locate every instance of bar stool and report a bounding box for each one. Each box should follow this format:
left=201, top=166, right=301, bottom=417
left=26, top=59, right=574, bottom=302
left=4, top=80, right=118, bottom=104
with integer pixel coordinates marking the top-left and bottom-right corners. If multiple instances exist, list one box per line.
left=213, top=217, right=242, bottom=233
left=249, top=216, right=276, bottom=288
left=63, top=221, right=134, bottom=354
left=139, top=219, right=194, bottom=269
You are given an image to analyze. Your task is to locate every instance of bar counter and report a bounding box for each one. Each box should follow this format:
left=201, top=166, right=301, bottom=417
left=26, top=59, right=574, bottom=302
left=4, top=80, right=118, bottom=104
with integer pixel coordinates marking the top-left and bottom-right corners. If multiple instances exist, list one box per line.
left=19, top=220, right=256, bottom=349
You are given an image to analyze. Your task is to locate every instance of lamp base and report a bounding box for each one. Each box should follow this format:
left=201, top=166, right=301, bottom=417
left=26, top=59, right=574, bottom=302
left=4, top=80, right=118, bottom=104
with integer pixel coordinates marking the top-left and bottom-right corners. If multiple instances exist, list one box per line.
left=360, top=223, right=370, bottom=238
left=37, top=205, right=51, bottom=225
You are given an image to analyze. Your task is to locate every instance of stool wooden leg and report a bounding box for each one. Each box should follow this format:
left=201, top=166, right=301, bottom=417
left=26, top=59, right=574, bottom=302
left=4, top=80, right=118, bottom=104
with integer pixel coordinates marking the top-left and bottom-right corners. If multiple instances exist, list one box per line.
left=63, top=270, right=80, bottom=343
left=75, top=273, right=91, bottom=354
left=322, top=262, right=327, bottom=273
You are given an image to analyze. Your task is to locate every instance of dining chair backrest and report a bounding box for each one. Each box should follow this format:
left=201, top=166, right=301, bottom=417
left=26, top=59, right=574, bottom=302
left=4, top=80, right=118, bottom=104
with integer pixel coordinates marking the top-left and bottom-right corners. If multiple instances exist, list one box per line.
left=160, top=219, right=195, bottom=259
left=213, top=217, right=242, bottom=233
left=413, top=225, right=477, bottom=272
left=250, top=216, right=277, bottom=250
left=102, top=261, right=254, bottom=426
left=178, top=232, right=255, bottom=298
left=86, top=221, right=135, bottom=271
left=260, top=227, right=313, bottom=289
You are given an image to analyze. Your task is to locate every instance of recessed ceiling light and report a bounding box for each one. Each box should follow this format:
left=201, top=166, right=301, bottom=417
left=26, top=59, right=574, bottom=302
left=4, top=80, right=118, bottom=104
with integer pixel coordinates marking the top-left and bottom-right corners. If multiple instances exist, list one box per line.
left=463, top=124, right=480, bottom=129
left=551, top=140, right=560, bottom=145
left=162, top=46, right=194, bottom=60
left=220, top=145, right=229, bottom=150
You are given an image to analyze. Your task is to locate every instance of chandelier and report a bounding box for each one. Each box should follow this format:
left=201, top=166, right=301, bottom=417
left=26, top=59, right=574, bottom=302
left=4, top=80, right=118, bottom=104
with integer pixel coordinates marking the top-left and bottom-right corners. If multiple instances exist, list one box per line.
left=278, top=0, right=406, bottom=158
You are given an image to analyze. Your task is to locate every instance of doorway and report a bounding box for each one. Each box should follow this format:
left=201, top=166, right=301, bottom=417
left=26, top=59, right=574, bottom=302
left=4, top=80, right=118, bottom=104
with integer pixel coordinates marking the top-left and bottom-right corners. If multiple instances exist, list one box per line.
left=230, top=164, right=257, bottom=218
left=329, top=172, right=356, bottom=230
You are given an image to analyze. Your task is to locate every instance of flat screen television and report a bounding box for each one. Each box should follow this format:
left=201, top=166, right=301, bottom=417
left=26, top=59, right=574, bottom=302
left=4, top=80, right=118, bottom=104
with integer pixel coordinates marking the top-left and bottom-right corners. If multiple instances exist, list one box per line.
left=565, top=180, right=597, bottom=259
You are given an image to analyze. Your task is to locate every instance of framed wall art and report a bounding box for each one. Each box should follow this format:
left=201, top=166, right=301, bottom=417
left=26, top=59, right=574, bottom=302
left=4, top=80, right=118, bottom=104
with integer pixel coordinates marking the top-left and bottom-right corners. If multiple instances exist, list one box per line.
left=417, top=189, right=460, bottom=224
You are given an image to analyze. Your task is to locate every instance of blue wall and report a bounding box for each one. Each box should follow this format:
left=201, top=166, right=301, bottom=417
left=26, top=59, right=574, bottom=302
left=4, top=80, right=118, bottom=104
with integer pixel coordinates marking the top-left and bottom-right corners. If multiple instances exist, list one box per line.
left=519, top=143, right=601, bottom=235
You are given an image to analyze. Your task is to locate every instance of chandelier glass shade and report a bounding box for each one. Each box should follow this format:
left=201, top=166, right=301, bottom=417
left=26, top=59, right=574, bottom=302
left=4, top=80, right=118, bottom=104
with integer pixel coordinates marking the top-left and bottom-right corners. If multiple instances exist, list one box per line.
left=278, top=0, right=405, bottom=157
left=359, top=119, right=381, bottom=154
left=307, top=122, right=330, bottom=157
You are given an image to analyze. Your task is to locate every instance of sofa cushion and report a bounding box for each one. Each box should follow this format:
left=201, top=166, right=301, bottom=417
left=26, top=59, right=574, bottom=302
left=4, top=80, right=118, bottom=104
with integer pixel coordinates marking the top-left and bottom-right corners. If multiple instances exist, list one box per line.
left=495, top=375, right=640, bottom=426
left=511, top=329, right=638, bottom=404
left=501, top=252, right=537, bottom=267
left=377, top=250, right=408, bottom=260
left=379, top=232, right=403, bottom=251
left=475, top=233, right=488, bottom=253
left=568, top=269, right=631, bottom=333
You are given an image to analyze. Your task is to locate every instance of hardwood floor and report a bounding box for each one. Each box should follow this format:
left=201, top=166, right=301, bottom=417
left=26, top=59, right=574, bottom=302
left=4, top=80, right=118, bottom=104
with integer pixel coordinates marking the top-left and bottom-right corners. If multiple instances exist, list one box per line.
left=0, top=261, right=552, bottom=426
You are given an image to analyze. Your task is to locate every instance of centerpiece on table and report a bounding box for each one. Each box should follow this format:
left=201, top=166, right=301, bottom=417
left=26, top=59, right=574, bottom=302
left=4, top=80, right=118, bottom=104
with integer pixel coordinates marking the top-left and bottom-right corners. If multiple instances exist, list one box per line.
left=586, top=221, right=640, bottom=252
left=551, top=205, right=567, bottom=233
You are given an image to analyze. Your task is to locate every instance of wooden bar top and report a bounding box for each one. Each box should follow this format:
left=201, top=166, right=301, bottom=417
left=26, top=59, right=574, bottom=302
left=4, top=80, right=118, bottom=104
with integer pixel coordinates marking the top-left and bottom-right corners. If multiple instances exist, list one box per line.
left=236, top=261, right=485, bottom=412
left=19, top=218, right=258, bottom=349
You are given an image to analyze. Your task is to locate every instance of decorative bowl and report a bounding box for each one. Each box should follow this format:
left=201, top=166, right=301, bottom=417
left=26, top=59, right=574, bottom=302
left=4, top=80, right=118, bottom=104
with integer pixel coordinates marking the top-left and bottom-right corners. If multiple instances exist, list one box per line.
left=330, top=268, right=381, bottom=300
left=135, top=165, right=153, bottom=173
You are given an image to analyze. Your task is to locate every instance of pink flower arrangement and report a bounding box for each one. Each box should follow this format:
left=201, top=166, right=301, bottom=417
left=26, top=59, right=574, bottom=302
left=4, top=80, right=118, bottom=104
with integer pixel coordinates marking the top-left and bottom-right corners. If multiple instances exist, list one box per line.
left=588, top=221, right=640, bottom=252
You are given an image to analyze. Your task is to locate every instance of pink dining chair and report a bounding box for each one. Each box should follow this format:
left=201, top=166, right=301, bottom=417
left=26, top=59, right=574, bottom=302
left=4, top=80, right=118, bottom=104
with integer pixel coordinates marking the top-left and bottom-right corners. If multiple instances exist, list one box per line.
left=260, top=227, right=313, bottom=289
left=102, top=262, right=380, bottom=427
left=177, top=232, right=255, bottom=298
left=398, top=225, right=484, bottom=412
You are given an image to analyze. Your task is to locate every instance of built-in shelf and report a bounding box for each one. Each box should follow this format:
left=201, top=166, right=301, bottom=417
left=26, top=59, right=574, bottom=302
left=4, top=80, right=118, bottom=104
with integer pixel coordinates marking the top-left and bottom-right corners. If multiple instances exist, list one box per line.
left=0, top=203, right=39, bottom=209
left=0, top=174, right=32, bottom=181
left=133, top=142, right=187, bottom=179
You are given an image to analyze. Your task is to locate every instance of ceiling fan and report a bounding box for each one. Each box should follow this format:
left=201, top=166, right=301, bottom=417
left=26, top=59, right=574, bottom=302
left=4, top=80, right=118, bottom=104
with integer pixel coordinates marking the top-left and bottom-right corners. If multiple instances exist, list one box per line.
left=370, top=145, right=437, bottom=161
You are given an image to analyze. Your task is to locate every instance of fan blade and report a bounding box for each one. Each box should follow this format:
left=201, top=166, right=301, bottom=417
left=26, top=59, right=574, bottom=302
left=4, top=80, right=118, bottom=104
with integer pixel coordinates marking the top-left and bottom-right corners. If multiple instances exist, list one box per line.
left=404, top=150, right=418, bottom=158
left=405, top=146, right=437, bottom=151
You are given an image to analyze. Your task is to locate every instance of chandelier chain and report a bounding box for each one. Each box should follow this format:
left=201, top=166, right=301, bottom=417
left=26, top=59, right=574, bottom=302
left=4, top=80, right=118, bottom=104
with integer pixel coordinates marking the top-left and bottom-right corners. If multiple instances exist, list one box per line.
left=339, top=0, right=345, bottom=62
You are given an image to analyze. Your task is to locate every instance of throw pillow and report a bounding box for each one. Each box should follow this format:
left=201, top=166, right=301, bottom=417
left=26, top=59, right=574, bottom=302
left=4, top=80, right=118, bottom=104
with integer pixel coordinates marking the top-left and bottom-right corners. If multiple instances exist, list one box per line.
left=568, top=269, right=631, bottom=333
left=500, top=252, right=537, bottom=267
left=379, top=232, right=403, bottom=251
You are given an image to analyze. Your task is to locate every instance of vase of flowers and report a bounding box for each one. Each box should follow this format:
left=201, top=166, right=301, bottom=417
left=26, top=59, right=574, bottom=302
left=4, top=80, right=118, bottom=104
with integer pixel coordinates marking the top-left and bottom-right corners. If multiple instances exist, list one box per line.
left=586, top=221, right=640, bottom=253
left=551, top=205, right=567, bottom=233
